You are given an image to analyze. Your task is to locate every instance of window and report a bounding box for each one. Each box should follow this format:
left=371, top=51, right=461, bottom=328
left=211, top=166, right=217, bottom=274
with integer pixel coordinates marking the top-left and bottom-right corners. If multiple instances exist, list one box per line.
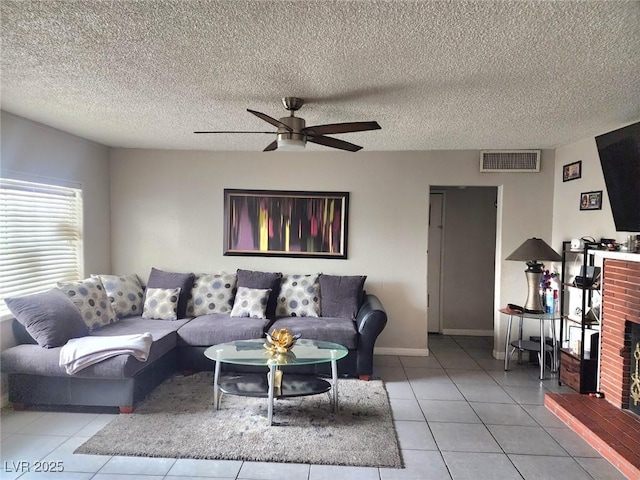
left=0, top=177, right=83, bottom=317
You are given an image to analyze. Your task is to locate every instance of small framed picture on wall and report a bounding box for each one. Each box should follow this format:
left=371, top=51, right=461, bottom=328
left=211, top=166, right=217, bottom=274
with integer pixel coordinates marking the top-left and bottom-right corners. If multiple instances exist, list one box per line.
left=563, top=160, right=582, bottom=182
left=580, top=190, right=603, bottom=211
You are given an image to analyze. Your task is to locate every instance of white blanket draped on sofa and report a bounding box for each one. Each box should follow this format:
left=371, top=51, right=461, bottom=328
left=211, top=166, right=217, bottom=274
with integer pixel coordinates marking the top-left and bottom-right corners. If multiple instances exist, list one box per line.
left=59, top=333, right=153, bottom=375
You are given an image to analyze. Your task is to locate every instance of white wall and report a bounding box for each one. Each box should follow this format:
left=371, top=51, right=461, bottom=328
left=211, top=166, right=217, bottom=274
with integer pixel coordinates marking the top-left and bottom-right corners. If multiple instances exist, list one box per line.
left=552, top=121, right=640, bottom=252
left=0, top=111, right=112, bottom=403
left=110, top=148, right=556, bottom=357
left=1, top=112, right=112, bottom=277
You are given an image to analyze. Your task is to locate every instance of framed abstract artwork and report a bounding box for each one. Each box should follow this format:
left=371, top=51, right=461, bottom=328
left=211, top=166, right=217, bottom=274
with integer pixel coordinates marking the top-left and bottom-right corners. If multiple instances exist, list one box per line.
left=224, top=189, right=349, bottom=259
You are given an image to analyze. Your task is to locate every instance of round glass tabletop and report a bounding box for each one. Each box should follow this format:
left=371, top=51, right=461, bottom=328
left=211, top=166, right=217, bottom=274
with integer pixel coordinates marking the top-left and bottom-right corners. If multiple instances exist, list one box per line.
left=204, top=338, right=348, bottom=367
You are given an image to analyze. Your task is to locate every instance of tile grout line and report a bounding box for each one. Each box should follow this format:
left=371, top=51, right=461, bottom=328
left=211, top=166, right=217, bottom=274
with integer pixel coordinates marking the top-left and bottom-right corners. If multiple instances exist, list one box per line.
left=435, top=340, right=530, bottom=478
left=446, top=338, right=597, bottom=479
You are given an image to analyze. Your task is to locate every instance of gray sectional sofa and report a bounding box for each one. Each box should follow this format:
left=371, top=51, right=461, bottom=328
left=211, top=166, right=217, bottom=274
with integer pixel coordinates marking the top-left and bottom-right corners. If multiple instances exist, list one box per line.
left=1, top=269, right=387, bottom=413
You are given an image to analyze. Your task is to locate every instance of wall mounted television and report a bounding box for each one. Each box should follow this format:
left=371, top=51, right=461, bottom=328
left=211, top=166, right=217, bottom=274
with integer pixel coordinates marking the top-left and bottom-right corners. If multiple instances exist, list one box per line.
left=595, top=121, right=640, bottom=232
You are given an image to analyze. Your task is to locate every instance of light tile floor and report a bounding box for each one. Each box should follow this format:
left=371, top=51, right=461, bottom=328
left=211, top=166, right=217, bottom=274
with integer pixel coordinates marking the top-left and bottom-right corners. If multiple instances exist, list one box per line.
left=0, top=335, right=629, bottom=479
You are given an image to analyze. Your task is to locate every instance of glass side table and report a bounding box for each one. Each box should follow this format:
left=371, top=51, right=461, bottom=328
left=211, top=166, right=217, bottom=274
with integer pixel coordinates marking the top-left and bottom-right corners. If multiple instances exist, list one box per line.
left=500, top=308, right=560, bottom=380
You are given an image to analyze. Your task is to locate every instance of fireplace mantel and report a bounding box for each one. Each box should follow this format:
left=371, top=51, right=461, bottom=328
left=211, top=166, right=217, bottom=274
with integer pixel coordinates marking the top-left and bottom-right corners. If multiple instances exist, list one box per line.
left=591, top=249, right=640, bottom=264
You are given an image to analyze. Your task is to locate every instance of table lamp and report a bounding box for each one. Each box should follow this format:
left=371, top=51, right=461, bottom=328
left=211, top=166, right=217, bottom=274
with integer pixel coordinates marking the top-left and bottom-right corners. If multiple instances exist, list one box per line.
left=506, top=237, right=562, bottom=314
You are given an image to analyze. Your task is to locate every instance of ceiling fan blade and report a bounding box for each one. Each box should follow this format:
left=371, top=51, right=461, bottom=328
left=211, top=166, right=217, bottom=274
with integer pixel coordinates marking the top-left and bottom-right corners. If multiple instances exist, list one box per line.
left=247, top=109, right=293, bottom=132
left=263, top=140, right=278, bottom=152
left=194, top=130, right=274, bottom=134
left=307, top=135, right=362, bottom=152
left=302, top=121, right=381, bottom=135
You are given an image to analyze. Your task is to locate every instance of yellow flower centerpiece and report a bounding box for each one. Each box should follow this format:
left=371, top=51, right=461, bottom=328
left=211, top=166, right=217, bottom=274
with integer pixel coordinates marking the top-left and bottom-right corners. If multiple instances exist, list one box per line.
left=264, top=328, right=301, bottom=355
left=263, top=329, right=300, bottom=388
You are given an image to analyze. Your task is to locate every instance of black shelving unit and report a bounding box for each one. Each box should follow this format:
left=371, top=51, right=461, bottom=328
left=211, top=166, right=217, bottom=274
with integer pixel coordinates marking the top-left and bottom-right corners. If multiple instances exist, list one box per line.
left=558, top=240, right=600, bottom=393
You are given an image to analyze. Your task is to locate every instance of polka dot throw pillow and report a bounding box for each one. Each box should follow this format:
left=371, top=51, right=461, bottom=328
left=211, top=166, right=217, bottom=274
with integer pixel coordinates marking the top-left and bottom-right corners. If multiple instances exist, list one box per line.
left=230, top=287, right=271, bottom=319
left=57, top=277, right=118, bottom=331
left=142, top=287, right=181, bottom=320
left=187, top=272, right=237, bottom=316
left=97, top=274, right=144, bottom=318
left=276, top=274, right=320, bottom=317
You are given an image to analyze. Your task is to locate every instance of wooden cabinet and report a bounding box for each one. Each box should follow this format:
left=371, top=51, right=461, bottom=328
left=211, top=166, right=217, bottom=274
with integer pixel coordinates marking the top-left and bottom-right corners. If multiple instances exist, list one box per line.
left=559, top=349, right=597, bottom=393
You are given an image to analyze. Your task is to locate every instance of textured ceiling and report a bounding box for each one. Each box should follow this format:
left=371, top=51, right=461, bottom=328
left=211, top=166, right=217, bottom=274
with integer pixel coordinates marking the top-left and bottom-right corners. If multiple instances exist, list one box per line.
left=1, top=1, right=639, bottom=152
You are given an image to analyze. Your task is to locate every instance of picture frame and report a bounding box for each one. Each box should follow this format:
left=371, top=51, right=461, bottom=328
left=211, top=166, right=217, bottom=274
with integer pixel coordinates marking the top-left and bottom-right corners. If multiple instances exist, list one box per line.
left=563, top=160, right=582, bottom=182
left=580, top=190, right=603, bottom=211
left=224, top=189, right=349, bottom=259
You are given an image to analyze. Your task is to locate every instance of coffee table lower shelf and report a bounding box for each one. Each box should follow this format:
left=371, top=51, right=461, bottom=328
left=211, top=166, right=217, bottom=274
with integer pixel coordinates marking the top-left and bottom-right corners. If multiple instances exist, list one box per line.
left=216, top=373, right=336, bottom=425
left=219, top=373, right=332, bottom=398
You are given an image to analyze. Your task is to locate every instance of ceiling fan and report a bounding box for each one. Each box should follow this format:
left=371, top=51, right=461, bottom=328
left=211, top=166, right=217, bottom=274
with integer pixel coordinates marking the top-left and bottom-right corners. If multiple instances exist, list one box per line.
left=194, top=97, right=381, bottom=152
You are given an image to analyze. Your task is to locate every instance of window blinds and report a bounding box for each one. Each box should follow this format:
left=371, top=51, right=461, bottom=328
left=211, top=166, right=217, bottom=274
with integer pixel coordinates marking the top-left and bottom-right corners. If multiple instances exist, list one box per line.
left=0, top=178, right=83, bottom=316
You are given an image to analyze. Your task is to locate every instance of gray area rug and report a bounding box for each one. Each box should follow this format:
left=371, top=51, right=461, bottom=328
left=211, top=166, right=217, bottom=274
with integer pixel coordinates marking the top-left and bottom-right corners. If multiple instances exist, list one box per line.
left=75, top=372, right=402, bottom=468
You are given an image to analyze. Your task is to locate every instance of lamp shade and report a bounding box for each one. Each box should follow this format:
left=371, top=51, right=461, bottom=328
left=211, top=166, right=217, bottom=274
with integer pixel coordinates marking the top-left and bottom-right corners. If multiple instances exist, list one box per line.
left=506, top=237, right=561, bottom=313
left=506, top=238, right=561, bottom=263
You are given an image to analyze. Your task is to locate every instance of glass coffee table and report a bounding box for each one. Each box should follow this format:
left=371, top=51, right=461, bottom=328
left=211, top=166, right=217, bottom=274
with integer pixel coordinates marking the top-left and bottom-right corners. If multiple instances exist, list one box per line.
left=204, top=338, right=348, bottom=425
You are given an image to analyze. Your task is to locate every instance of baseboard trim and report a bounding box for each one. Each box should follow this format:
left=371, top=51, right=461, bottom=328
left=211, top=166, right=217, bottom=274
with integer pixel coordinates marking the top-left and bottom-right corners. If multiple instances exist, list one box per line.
left=441, top=329, right=494, bottom=336
left=374, top=347, right=429, bottom=357
left=493, top=349, right=506, bottom=360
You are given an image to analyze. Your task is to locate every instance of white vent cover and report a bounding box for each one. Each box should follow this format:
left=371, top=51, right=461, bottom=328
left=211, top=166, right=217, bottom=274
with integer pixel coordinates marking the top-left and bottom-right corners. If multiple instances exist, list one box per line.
left=480, top=150, right=541, bottom=172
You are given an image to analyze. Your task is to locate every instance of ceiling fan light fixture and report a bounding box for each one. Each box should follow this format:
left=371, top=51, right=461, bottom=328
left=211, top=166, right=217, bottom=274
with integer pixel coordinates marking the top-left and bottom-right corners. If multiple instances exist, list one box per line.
left=277, top=138, right=306, bottom=151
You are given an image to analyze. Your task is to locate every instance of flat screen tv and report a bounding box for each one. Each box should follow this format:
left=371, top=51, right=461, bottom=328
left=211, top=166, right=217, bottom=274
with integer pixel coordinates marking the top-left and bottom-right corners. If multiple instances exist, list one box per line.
left=595, top=121, right=640, bottom=232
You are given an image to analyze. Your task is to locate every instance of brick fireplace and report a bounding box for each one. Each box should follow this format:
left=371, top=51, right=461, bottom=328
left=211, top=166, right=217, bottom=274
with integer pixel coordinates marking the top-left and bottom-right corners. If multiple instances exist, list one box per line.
left=545, top=254, right=640, bottom=479
left=599, top=259, right=640, bottom=411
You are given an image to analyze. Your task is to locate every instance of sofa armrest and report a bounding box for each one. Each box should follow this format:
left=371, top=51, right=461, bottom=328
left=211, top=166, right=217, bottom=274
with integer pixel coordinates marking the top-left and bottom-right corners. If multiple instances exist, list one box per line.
left=355, top=294, right=387, bottom=377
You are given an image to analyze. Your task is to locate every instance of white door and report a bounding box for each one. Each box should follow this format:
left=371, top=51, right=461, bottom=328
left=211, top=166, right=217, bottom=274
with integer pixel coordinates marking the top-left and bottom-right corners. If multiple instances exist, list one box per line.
left=428, top=193, right=444, bottom=333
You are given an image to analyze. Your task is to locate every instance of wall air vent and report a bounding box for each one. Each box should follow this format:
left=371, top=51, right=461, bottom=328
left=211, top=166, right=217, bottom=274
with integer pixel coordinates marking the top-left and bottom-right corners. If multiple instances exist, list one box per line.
left=480, top=150, right=541, bottom=172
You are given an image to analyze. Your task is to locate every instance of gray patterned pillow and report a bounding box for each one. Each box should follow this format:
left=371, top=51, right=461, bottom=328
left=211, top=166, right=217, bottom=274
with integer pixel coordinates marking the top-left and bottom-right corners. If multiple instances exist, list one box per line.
left=276, top=274, right=320, bottom=317
left=230, top=287, right=271, bottom=319
left=57, top=277, right=118, bottom=330
left=97, top=274, right=144, bottom=318
left=236, top=269, right=282, bottom=318
left=145, top=268, right=194, bottom=319
left=142, top=287, right=181, bottom=320
left=187, top=272, right=237, bottom=316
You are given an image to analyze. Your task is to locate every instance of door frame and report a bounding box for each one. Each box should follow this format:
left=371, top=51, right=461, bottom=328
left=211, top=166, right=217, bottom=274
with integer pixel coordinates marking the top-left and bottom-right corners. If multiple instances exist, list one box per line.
left=428, top=190, right=446, bottom=335
left=428, top=186, right=501, bottom=340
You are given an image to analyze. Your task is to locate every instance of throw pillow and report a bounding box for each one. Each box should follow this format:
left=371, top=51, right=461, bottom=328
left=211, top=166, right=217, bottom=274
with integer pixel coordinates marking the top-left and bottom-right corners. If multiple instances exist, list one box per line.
left=142, top=287, right=181, bottom=320
left=236, top=269, right=282, bottom=318
left=319, top=274, right=367, bottom=319
left=5, top=289, right=89, bottom=348
left=276, top=273, right=320, bottom=317
left=57, top=277, right=118, bottom=330
left=97, top=274, right=144, bottom=318
left=188, top=272, right=237, bottom=316
left=145, top=268, right=195, bottom=319
left=230, top=286, right=271, bottom=319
